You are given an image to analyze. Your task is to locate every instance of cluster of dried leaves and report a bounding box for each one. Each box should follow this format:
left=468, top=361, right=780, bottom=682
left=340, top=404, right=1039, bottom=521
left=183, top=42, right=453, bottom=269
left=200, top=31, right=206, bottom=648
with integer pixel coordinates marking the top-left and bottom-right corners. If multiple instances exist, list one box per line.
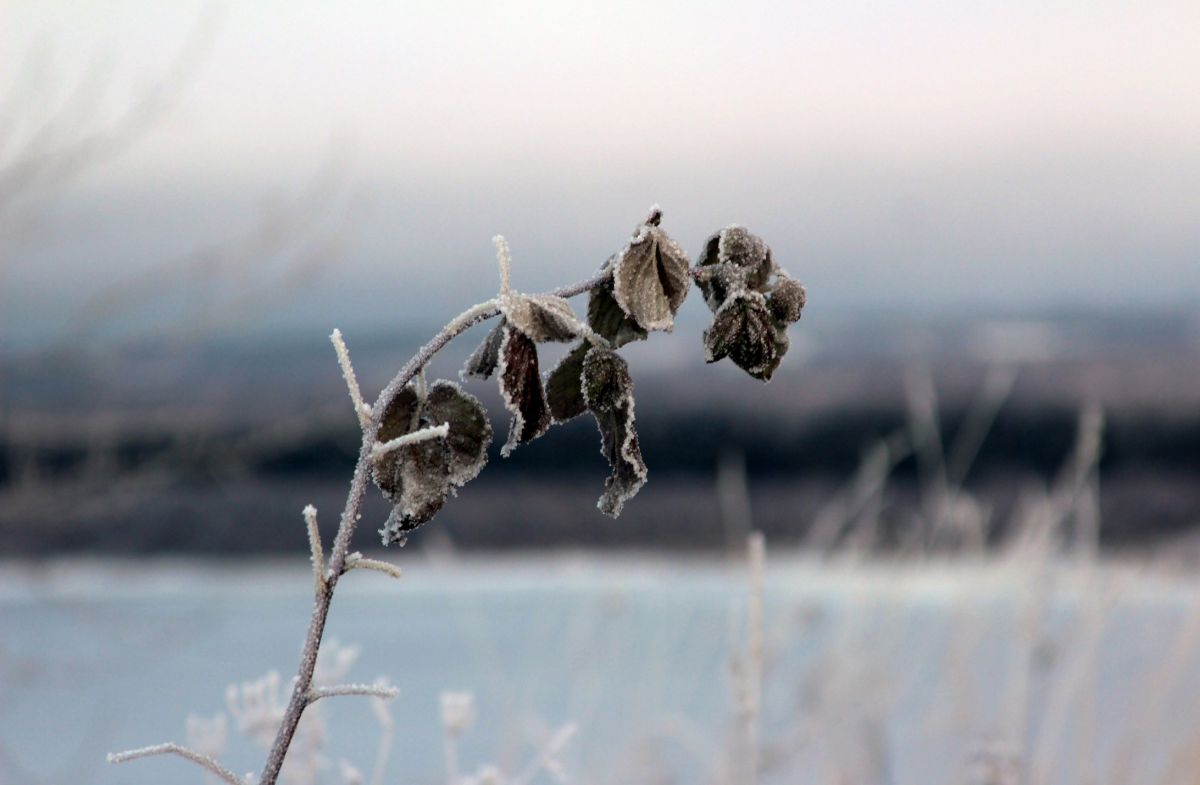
left=372, top=209, right=805, bottom=544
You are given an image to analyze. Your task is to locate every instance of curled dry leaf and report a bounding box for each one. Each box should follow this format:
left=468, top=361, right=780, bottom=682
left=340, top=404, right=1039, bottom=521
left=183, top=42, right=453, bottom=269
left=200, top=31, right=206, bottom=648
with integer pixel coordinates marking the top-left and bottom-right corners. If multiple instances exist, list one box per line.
left=610, top=209, right=691, bottom=332
left=581, top=347, right=647, bottom=517
left=374, top=381, right=492, bottom=544
left=703, top=292, right=789, bottom=382
left=587, top=276, right=647, bottom=348
left=498, top=326, right=552, bottom=456
left=768, top=275, right=807, bottom=324
left=694, top=225, right=805, bottom=382
left=462, top=320, right=506, bottom=380
left=696, top=225, right=774, bottom=311
left=545, top=342, right=589, bottom=423
left=500, top=293, right=586, bottom=343
left=547, top=273, right=646, bottom=425
left=463, top=318, right=556, bottom=455
left=424, top=381, right=492, bottom=486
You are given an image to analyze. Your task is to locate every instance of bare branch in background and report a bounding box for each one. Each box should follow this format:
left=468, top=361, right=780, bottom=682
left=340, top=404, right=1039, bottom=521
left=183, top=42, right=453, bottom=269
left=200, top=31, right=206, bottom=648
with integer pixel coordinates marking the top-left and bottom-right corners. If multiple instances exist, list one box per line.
left=0, top=3, right=223, bottom=220
left=54, top=142, right=364, bottom=349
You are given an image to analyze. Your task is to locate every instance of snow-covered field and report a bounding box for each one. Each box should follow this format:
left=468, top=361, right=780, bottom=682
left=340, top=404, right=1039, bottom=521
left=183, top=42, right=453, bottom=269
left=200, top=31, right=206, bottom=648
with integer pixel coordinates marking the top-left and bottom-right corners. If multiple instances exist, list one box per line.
left=3, top=553, right=1199, bottom=785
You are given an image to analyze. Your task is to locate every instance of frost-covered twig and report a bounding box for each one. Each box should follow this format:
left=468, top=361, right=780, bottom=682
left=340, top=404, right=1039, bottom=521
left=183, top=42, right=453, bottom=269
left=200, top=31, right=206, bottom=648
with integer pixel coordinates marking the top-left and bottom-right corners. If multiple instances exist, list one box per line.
left=331, top=328, right=372, bottom=429
left=371, top=422, right=450, bottom=459
left=304, top=505, right=326, bottom=594
left=307, top=683, right=400, bottom=704
left=494, top=235, right=512, bottom=296
left=258, top=269, right=613, bottom=785
left=252, top=217, right=802, bottom=785
left=441, top=692, right=475, bottom=785
left=107, top=743, right=245, bottom=785
left=368, top=682, right=396, bottom=785
left=511, top=723, right=577, bottom=785
left=344, top=551, right=403, bottom=579
left=745, top=531, right=765, bottom=785
left=729, top=532, right=766, bottom=785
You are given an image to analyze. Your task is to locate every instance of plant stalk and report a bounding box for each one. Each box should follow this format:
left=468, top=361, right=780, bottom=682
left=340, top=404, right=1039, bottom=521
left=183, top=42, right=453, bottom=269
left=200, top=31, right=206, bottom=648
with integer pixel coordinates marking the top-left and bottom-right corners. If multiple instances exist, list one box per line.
left=257, top=268, right=612, bottom=785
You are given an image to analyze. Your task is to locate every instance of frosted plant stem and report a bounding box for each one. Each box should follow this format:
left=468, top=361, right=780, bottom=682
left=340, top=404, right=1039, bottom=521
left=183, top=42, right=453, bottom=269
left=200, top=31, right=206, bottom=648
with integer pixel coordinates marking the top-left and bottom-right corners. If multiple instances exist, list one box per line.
left=494, top=235, right=512, bottom=295
left=369, top=691, right=395, bottom=785
left=331, top=328, right=371, bottom=429
left=108, top=743, right=244, bottom=785
left=304, top=505, right=325, bottom=595
left=256, top=268, right=614, bottom=785
left=371, top=422, right=449, bottom=459
left=744, top=531, right=765, bottom=785
left=345, top=551, right=403, bottom=579
left=443, top=731, right=460, bottom=785
left=307, top=683, right=400, bottom=702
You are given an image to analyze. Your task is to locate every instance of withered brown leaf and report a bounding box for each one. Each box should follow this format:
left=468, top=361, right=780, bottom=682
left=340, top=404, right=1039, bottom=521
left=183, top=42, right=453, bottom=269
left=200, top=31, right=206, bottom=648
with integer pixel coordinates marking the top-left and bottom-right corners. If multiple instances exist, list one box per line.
left=696, top=225, right=775, bottom=312
left=462, top=320, right=506, bottom=380
left=610, top=211, right=691, bottom=332
left=703, top=292, right=788, bottom=382
left=501, top=293, right=585, bottom=343
left=423, top=381, right=492, bottom=486
left=373, top=379, right=493, bottom=544
left=581, top=347, right=647, bottom=517
left=545, top=342, right=590, bottom=423
left=498, top=325, right=552, bottom=456
left=588, top=276, right=647, bottom=348
left=768, top=276, right=807, bottom=325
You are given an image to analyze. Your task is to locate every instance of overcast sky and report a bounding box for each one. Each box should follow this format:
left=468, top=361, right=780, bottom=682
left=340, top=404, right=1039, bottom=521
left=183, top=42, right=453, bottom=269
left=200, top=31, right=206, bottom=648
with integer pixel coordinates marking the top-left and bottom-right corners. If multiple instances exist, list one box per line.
left=2, top=1, right=1198, bottom=345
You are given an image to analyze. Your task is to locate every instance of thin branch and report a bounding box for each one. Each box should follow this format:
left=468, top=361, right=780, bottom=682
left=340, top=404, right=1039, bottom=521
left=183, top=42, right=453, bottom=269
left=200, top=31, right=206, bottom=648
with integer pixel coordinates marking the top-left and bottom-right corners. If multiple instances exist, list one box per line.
left=307, top=683, right=400, bottom=703
left=511, top=724, right=578, bottom=785
left=107, top=743, right=244, bottom=785
left=304, top=505, right=325, bottom=595
left=258, top=268, right=614, bottom=785
left=345, top=551, right=403, bottom=579
left=331, top=328, right=372, bottom=429
left=368, top=686, right=396, bottom=785
left=371, top=422, right=449, bottom=459
left=742, top=532, right=767, bottom=785
left=416, top=367, right=428, bottom=402
left=494, top=235, right=512, bottom=295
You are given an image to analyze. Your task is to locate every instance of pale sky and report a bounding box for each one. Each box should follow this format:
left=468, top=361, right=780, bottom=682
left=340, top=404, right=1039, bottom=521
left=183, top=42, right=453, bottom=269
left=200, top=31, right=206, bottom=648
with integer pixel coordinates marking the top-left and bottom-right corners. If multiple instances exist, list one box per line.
left=2, top=1, right=1198, bottom=344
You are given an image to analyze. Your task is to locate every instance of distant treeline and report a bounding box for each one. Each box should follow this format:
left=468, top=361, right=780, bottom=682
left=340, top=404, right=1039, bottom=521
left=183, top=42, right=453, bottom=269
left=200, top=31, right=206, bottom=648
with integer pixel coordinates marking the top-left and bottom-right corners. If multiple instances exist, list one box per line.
left=2, top=393, right=1198, bottom=555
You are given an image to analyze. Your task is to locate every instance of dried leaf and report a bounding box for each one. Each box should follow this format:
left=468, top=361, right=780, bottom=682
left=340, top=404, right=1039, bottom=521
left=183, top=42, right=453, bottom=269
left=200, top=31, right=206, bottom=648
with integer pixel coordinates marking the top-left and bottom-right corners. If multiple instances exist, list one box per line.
left=611, top=219, right=691, bottom=332
left=545, top=342, right=589, bottom=423
left=587, top=276, right=647, bottom=348
left=501, top=293, right=584, bottom=343
left=462, top=320, right=506, bottom=380
left=581, top=348, right=647, bottom=517
left=373, top=385, right=424, bottom=497
left=372, top=379, right=492, bottom=542
left=768, top=276, right=807, bottom=324
left=424, top=380, right=492, bottom=486
left=390, top=438, right=452, bottom=523
left=498, top=325, right=552, bottom=456
left=696, top=226, right=774, bottom=312
left=703, top=292, right=787, bottom=382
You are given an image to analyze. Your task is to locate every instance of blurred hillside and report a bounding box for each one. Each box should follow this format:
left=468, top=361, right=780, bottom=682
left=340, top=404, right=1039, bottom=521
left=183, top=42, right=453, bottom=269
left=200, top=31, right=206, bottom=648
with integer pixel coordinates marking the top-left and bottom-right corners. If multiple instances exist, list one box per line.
left=2, top=308, right=1197, bottom=556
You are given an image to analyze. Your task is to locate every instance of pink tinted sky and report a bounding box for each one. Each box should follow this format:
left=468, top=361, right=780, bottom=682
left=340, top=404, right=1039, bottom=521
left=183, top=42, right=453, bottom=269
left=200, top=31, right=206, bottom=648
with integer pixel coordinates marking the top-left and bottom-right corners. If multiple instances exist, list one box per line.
left=2, top=1, right=1198, bottom=342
